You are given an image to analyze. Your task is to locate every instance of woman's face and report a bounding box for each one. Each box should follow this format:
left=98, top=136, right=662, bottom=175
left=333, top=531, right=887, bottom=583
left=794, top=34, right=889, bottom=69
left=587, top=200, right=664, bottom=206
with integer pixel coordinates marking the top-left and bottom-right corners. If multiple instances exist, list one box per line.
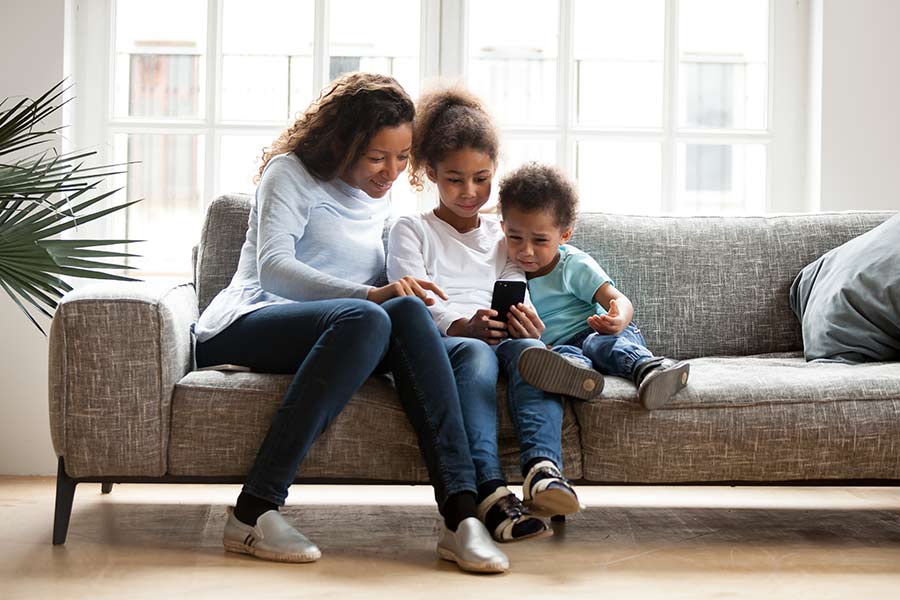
left=341, top=123, right=413, bottom=198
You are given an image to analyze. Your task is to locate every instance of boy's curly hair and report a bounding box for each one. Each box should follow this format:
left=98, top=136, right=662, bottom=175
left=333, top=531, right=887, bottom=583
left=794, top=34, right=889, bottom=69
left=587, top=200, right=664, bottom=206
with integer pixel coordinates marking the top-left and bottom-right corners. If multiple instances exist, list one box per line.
left=498, top=162, right=578, bottom=229
left=256, top=72, right=414, bottom=183
left=408, top=84, right=499, bottom=191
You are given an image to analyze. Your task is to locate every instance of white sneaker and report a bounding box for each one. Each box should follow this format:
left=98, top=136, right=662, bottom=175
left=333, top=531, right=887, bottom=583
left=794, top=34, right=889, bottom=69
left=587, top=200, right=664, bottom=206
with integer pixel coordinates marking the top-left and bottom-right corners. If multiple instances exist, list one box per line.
left=223, top=507, right=321, bottom=563
left=436, top=517, right=509, bottom=573
left=523, top=460, right=583, bottom=518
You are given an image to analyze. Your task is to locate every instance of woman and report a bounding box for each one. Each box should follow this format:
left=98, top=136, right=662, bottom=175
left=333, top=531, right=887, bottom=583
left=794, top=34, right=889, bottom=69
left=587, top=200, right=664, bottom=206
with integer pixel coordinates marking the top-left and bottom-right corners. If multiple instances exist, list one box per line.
left=194, top=73, right=508, bottom=574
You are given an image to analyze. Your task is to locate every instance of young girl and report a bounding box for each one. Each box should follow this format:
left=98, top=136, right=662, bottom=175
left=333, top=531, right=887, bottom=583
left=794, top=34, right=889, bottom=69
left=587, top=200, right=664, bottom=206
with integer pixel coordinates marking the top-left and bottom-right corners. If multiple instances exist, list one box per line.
left=387, top=87, right=582, bottom=546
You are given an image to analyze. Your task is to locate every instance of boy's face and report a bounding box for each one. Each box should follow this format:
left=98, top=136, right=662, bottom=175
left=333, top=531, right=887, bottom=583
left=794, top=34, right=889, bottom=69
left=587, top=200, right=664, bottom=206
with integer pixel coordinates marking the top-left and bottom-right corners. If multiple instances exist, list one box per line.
left=501, top=206, right=572, bottom=277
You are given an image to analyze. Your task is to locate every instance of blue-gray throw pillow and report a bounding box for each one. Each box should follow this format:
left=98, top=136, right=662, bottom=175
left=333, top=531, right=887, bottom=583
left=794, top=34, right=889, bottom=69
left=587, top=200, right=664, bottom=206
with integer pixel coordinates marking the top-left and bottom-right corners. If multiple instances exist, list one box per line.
left=790, top=213, right=900, bottom=363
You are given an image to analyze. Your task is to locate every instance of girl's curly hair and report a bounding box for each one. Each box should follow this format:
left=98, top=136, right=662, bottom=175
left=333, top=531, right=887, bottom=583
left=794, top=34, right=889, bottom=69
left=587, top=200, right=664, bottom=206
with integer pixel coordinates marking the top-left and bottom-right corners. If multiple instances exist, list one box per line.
left=408, top=84, right=499, bottom=191
left=255, top=72, right=414, bottom=183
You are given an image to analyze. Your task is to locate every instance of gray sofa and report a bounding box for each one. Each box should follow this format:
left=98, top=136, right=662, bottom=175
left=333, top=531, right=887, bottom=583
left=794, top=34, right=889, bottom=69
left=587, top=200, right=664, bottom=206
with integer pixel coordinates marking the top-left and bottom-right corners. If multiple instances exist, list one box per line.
left=47, top=194, right=900, bottom=544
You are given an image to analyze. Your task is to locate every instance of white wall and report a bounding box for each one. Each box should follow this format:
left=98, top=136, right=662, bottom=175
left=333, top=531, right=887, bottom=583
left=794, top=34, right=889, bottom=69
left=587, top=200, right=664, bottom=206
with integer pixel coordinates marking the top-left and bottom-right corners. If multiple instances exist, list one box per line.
left=0, top=0, right=67, bottom=475
left=816, top=0, right=900, bottom=211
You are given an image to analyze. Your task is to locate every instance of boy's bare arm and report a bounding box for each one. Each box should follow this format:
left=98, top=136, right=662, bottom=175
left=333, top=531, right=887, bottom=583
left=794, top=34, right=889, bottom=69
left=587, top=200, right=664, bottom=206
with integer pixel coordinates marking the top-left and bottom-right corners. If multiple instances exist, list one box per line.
left=588, top=282, right=633, bottom=335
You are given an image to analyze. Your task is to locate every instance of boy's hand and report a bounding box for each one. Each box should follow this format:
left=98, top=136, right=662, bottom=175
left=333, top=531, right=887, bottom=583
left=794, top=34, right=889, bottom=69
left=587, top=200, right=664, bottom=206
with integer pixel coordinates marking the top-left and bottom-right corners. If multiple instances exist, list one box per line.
left=587, top=298, right=627, bottom=335
left=448, top=309, right=508, bottom=344
left=507, top=303, right=545, bottom=339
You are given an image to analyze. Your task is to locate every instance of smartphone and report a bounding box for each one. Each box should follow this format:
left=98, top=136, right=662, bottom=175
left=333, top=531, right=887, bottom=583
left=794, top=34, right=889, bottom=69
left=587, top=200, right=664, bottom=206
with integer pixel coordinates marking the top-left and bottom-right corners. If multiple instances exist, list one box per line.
left=490, top=280, right=527, bottom=322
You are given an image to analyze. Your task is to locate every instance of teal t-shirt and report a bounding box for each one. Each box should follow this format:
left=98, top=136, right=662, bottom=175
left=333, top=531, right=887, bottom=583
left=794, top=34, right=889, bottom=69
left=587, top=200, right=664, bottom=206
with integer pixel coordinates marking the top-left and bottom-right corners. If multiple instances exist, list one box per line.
left=527, top=244, right=613, bottom=346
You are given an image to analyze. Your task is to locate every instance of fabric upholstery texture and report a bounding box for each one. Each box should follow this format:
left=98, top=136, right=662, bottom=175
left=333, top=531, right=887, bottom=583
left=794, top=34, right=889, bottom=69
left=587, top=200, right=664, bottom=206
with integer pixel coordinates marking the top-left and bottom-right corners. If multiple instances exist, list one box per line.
left=49, top=281, right=198, bottom=477
left=570, top=212, right=892, bottom=359
left=576, top=353, right=900, bottom=481
left=47, top=199, right=899, bottom=485
left=168, top=371, right=582, bottom=482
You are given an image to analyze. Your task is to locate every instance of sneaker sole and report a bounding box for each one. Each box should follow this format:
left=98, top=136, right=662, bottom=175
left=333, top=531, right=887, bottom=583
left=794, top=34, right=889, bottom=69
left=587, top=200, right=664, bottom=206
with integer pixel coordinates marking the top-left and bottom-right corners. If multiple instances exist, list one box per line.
left=639, top=361, right=690, bottom=410
left=436, top=547, right=508, bottom=573
left=524, top=488, right=582, bottom=518
left=518, top=347, right=604, bottom=400
left=224, top=540, right=321, bottom=563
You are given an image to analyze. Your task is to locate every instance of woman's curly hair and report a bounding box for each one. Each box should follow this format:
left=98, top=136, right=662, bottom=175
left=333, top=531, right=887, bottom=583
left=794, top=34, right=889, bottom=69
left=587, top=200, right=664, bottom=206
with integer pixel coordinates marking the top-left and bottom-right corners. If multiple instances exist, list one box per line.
left=255, top=72, right=414, bottom=183
left=408, top=84, right=499, bottom=191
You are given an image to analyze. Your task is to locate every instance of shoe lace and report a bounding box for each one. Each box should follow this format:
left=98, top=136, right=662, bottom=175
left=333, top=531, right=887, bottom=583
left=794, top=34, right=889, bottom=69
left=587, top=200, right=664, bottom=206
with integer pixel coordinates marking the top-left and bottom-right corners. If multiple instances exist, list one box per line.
left=494, top=494, right=530, bottom=521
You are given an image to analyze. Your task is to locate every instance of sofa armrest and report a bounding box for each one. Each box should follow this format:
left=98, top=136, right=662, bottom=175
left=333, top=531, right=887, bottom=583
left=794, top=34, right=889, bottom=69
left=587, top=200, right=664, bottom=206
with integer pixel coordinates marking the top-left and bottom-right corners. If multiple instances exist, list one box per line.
left=48, top=281, right=198, bottom=477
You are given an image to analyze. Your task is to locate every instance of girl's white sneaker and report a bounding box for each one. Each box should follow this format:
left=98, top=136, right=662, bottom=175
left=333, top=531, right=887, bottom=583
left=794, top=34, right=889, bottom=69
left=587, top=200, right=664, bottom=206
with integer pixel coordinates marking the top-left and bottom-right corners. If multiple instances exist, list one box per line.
left=436, top=517, right=509, bottom=573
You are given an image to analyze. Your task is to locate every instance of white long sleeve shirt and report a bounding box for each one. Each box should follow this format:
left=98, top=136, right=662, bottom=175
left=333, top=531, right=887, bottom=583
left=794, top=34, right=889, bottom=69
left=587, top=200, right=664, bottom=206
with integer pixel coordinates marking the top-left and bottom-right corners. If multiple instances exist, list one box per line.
left=195, top=153, right=389, bottom=342
left=387, top=210, right=525, bottom=334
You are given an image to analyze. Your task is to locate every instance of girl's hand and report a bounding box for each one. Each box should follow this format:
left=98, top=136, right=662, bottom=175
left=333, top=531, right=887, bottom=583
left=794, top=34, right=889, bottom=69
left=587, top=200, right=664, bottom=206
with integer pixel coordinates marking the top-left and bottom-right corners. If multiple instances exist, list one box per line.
left=587, top=298, right=627, bottom=335
left=506, top=303, right=545, bottom=339
left=447, top=309, right=508, bottom=344
left=367, top=276, right=448, bottom=306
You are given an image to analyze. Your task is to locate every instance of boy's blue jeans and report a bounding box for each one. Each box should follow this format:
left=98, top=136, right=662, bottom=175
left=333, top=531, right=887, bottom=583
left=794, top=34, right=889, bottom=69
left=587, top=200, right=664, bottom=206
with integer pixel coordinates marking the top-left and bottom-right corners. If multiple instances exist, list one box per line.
left=196, top=296, right=477, bottom=510
left=442, top=336, right=564, bottom=485
left=554, top=323, right=655, bottom=381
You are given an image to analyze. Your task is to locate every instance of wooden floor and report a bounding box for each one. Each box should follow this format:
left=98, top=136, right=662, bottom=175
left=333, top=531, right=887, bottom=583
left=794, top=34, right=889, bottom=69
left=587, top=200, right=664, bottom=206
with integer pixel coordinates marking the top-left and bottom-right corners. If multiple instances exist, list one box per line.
left=2, top=478, right=899, bottom=599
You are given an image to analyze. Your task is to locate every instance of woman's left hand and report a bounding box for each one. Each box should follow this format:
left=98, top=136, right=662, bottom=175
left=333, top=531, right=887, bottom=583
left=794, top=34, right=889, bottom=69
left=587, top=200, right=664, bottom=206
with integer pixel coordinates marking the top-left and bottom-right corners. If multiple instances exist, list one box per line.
left=506, top=303, right=545, bottom=339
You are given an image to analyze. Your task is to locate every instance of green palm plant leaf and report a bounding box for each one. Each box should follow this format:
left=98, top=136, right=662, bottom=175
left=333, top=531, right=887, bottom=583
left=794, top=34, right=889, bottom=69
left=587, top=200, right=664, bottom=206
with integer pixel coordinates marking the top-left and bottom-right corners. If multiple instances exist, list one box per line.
left=0, top=81, right=142, bottom=334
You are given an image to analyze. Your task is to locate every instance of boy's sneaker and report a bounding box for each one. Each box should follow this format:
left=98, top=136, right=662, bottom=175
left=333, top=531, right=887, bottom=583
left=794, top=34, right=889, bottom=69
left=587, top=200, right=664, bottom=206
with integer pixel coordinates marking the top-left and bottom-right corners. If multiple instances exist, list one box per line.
left=437, top=517, right=509, bottom=573
left=518, top=347, right=604, bottom=400
left=636, top=358, right=690, bottom=410
left=522, top=460, right=583, bottom=518
left=477, top=486, right=552, bottom=543
left=223, top=507, right=321, bottom=563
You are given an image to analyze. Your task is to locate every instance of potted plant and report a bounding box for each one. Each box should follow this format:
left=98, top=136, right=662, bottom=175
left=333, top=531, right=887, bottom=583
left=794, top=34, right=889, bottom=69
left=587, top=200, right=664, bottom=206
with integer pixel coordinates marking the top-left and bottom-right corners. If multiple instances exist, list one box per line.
left=0, top=81, right=139, bottom=334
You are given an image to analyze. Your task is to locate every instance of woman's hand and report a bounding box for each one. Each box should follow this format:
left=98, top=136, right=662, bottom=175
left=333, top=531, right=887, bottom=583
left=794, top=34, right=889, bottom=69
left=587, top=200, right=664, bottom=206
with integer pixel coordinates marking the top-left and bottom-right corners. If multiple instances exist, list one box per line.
left=447, top=309, right=508, bottom=344
left=367, top=276, right=448, bottom=306
left=506, top=303, right=545, bottom=339
left=587, top=298, right=628, bottom=335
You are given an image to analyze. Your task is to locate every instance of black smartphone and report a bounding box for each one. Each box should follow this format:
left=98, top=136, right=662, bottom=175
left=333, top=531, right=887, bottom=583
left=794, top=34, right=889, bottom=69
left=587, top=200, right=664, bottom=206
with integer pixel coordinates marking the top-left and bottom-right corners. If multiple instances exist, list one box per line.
left=490, top=280, right=527, bottom=322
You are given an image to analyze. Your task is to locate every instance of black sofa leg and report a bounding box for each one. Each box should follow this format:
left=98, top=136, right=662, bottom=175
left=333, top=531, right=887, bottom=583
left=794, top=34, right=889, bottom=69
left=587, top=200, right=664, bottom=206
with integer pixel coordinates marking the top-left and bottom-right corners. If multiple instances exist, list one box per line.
left=551, top=514, right=566, bottom=523
left=101, top=482, right=113, bottom=494
left=53, top=457, right=76, bottom=545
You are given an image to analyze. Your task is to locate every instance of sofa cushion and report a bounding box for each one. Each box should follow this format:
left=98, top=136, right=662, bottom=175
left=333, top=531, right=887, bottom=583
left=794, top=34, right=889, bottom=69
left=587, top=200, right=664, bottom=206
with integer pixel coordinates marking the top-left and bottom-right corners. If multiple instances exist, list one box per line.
left=570, top=212, right=894, bottom=359
left=790, top=213, right=900, bottom=362
left=575, top=353, right=900, bottom=482
left=168, top=371, right=583, bottom=482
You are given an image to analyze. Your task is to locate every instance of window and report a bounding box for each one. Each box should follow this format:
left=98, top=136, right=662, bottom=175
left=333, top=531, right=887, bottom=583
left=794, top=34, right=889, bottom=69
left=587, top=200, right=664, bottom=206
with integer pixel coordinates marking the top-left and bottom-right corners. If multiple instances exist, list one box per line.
left=71, top=0, right=805, bottom=274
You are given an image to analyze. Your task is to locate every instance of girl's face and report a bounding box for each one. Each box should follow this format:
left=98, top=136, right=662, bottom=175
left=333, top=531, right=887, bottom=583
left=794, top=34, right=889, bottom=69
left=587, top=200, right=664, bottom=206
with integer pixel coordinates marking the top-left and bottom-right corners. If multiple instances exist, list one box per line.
left=341, top=123, right=412, bottom=198
left=426, top=148, right=495, bottom=220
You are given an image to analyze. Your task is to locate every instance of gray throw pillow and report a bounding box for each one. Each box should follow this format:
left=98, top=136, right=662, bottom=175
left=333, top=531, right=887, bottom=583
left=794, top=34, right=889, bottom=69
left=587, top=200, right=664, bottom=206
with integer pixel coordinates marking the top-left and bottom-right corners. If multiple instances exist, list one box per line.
left=790, top=213, right=900, bottom=363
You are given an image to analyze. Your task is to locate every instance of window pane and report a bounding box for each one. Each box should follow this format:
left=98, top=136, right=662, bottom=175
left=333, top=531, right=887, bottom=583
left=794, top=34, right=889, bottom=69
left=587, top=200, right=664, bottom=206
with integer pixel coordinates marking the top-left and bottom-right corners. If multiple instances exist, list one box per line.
left=114, top=0, right=205, bottom=119
left=328, top=0, right=420, bottom=98
left=219, top=135, right=274, bottom=196
left=116, top=134, right=205, bottom=273
left=468, top=0, right=559, bottom=127
left=222, top=0, right=314, bottom=121
left=678, top=0, right=768, bottom=130
left=675, top=143, right=766, bottom=213
left=577, top=141, right=661, bottom=213
left=574, top=0, right=664, bottom=128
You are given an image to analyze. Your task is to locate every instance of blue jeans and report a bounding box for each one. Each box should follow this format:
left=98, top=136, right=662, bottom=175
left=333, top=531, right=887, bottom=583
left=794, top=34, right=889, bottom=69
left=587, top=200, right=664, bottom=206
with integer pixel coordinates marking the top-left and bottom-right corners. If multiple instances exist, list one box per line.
left=196, top=296, right=476, bottom=509
left=442, top=336, right=564, bottom=480
left=554, top=323, right=654, bottom=381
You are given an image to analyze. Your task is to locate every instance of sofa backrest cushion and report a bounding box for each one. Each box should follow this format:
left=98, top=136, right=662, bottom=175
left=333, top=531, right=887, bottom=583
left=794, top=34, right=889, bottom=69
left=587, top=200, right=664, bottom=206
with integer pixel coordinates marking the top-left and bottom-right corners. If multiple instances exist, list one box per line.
left=196, top=195, right=893, bottom=358
left=196, top=194, right=253, bottom=314
left=569, top=212, right=894, bottom=358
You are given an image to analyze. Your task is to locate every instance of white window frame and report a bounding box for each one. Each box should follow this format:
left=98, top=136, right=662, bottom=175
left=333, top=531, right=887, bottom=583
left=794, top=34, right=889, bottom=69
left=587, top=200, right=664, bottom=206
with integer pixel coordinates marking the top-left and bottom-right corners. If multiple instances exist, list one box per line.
left=69, top=0, right=809, bottom=273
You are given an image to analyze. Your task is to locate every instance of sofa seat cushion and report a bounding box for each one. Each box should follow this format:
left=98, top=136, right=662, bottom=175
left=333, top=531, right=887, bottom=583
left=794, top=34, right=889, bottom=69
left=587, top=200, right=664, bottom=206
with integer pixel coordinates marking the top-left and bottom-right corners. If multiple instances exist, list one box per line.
left=168, top=371, right=582, bottom=482
left=576, top=353, right=900, bottom=482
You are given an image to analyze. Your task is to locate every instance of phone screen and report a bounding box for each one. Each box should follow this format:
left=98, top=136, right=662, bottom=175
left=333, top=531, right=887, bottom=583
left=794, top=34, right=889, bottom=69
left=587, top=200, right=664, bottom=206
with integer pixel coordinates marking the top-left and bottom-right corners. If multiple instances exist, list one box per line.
left=490, top=280, right=527, bottom=322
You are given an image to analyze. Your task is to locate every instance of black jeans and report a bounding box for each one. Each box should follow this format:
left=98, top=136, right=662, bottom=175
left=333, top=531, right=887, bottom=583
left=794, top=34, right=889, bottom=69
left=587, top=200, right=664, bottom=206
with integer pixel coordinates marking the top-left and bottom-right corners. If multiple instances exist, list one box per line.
left=196, top=296, right=477, bottom=509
